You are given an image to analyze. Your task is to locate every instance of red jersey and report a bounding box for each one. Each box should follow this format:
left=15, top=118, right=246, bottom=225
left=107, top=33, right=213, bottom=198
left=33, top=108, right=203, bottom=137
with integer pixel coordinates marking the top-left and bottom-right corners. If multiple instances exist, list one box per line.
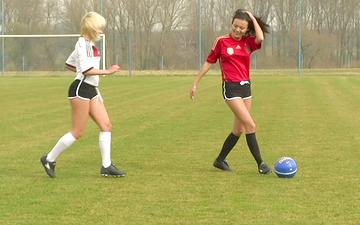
left=206, top=34, right=261, bottom=82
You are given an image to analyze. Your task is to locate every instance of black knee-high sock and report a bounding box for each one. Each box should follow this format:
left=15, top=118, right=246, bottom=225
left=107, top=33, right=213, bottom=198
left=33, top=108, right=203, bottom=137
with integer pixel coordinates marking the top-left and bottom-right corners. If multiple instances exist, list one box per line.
left=216, top=133, right=240, bottom=161
left=245, top=133, right=263, bottom=166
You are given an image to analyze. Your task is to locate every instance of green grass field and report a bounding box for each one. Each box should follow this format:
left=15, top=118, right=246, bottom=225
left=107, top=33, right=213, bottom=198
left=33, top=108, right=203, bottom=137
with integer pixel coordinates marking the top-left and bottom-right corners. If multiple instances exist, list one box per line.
left=0, top=72, right=359, bottom=225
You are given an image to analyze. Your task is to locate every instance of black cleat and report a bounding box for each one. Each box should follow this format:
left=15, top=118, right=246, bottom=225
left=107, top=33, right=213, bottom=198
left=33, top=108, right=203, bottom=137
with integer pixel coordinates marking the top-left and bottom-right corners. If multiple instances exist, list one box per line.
left=258, top=162, right=271, bottom=174
left=213, top=159, right=232, bottom=171
left=100, top=164, right=126, bottom=177
left=40, top=155, right=56, bottom=178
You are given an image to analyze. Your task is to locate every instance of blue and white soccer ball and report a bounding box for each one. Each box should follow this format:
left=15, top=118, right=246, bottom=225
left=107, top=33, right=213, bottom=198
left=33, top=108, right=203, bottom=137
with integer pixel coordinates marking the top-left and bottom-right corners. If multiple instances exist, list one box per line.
left=274, top=157, right=297, bottom=178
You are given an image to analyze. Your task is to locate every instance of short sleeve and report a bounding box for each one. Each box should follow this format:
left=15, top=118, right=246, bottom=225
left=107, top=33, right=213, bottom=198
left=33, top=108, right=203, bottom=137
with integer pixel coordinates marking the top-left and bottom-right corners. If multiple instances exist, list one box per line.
left=246, top=36, right=261, bottom=52
left=76, top=38, right=94, bottom=73
left=206, top=38, right=222, bottom=64
left=65, top=50, right=76, bottom=68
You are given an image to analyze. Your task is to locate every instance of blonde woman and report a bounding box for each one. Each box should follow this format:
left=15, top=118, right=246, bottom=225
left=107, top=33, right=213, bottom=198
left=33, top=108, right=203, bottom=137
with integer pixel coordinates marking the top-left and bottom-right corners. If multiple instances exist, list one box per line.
left=40, top=12, right=125, bottom=178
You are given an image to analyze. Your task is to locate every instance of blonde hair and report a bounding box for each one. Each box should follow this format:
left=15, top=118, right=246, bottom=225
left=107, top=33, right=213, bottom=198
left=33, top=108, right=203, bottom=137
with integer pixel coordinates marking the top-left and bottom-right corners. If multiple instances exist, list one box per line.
left=80, top=12, right=106, bottom=41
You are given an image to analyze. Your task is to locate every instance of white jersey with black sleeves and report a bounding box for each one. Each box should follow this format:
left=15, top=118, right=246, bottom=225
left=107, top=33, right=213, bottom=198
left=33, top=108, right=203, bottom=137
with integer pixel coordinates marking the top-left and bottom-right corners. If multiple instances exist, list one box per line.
left=65, top=37, right=101, bottom=87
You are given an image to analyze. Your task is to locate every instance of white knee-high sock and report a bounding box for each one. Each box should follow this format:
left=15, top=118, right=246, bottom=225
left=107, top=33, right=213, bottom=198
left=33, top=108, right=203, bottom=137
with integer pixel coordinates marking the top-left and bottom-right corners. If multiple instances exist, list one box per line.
left=99, top=131, right=111, bottom=168
left=46, top=132, right=76, bottom=162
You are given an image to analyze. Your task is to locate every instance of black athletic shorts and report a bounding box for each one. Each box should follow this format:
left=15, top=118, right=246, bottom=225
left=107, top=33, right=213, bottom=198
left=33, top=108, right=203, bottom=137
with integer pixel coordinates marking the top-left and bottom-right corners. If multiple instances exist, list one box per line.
left=68, top=79, right=99, bottom=100
left=222, top=81, right=252, bottom=100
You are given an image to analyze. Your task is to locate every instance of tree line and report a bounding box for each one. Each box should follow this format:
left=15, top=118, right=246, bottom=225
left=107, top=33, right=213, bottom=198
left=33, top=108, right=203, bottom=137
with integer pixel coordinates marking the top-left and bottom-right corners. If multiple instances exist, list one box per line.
left=1, top=0, right=359, bottom=71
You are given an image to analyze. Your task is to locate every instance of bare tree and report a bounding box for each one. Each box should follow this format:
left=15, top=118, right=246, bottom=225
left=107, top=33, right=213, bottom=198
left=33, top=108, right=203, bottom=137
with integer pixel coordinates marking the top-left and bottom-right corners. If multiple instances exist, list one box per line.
left=105, top=0, right=129, bottom=66
left=138, top=0, right=161, bottom=69
left=2, top=0, right=360, bottom=70
left=61, top=0, right=94, bottom=33
left=156, top=0, right=186, bottom=69
left=271, top=0, right=297, bottom=66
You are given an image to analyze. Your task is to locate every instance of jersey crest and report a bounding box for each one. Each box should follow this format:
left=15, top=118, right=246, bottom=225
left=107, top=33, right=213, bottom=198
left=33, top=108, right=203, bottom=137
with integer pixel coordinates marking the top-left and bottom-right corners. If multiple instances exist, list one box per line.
left=227, top=47, right=234, bottom=55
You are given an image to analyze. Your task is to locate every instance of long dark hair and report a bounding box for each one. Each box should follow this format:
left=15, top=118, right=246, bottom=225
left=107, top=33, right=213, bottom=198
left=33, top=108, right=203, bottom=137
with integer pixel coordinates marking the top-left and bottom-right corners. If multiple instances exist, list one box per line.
left=232, top=9, right=269, bottom=35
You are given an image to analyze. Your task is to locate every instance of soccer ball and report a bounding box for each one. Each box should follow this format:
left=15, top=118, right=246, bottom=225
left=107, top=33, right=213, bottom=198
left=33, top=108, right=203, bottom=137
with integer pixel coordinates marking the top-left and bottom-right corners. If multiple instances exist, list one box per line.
left=274, top=157, right=297, bottom=178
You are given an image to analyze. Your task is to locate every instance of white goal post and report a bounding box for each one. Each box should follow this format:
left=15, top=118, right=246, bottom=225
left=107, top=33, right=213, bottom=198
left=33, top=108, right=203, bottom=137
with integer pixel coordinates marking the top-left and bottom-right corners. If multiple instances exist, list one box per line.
left=0, top=34, right=106, bottom=70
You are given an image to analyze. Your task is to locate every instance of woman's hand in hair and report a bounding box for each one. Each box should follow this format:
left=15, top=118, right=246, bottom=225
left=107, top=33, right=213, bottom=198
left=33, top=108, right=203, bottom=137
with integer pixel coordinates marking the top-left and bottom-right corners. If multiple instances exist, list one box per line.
left=243, top=11, right=256, bottom=21
left=244, top=11, right=264, bottom=43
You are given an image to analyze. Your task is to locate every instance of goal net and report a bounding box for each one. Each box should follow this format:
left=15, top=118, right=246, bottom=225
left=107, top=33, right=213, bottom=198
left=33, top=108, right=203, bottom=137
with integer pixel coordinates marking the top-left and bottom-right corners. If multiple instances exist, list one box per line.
left=0, top=34, right=106, bottom=76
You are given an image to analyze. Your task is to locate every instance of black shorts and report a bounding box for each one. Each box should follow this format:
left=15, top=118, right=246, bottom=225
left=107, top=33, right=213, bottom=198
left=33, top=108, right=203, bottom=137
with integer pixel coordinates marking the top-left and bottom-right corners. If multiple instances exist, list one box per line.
left=222, top=81, right=252, bottom=100
left=68, top=79, right=99, bottom=100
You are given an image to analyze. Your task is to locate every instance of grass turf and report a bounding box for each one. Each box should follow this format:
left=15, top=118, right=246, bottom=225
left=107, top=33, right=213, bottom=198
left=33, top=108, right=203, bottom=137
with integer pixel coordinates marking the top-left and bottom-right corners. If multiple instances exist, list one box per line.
left=0, top=73, right=359, bottom=225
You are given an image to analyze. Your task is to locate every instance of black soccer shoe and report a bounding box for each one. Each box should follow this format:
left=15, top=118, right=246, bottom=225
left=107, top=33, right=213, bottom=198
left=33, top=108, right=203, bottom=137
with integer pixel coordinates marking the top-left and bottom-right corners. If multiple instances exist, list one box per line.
left=100, top=164, right=126, bottom=177
left=213, top=159, right=232, bottom=171
left=40, top=155, right=56, bottom=178
left=258, top=162, right=271, bottom=174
